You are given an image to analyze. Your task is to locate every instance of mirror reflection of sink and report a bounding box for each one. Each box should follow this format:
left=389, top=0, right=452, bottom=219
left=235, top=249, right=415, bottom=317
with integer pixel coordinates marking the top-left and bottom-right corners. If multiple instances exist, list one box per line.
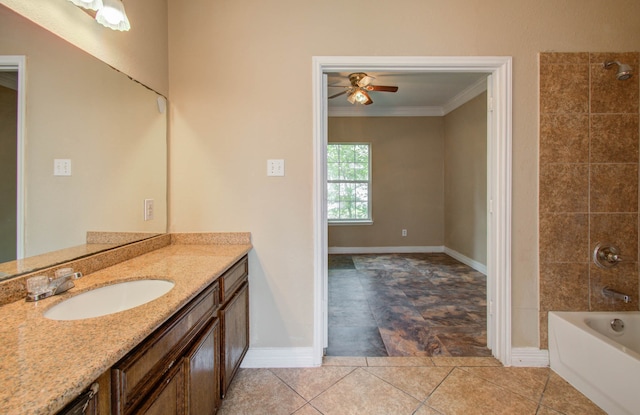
left=44, top=279, right=175, bottom=321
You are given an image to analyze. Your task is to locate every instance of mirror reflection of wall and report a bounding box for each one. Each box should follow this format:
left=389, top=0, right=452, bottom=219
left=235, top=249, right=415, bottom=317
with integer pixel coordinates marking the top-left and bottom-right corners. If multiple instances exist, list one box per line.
left=0, top=5, right=167, bottom=278
left=0, top=70, right=17, bottom=263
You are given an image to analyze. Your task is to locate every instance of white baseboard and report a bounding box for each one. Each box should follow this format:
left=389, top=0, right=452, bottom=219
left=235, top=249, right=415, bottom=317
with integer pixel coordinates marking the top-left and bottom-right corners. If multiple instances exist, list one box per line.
left=240, top=347, right=318, bottom=368
left=443, top=247, right=487, bottom=275
left=510, top=348, right=549, bottom=367
left=328, top=246, right=444, bottom=254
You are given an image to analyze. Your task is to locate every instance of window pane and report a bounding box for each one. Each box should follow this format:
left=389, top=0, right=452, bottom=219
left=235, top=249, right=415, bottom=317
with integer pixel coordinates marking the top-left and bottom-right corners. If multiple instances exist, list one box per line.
left=327, top=145, right=340, bottom=163
left=327, top=143, right=371, bottom=221
left=355, top=145, right=368, bottom=163
left=327, top=162, right=340, bottom=181
left=339, top=145, right=355, bottom=163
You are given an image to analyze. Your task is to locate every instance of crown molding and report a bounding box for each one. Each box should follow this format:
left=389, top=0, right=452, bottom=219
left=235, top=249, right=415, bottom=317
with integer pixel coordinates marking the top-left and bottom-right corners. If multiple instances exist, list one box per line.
left=442, top=77, right=488, bottom=115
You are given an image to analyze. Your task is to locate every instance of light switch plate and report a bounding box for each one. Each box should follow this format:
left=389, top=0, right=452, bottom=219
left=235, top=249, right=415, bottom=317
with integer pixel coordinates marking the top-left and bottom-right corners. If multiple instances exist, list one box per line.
left=144, top=199, right=154, bottom=221
left=53, top=159, right=71, bottom=176
left=267, top=159, right=285, bottom=176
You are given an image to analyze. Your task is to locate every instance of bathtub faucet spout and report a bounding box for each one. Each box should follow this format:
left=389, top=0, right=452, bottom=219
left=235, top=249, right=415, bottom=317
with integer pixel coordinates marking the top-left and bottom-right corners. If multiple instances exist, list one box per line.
left=602, top=286, right=631, bottom=303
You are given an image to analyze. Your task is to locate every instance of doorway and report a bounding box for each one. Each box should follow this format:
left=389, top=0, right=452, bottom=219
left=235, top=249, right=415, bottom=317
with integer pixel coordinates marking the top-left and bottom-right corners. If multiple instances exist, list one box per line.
left=312, top=56, right=513, bottom=366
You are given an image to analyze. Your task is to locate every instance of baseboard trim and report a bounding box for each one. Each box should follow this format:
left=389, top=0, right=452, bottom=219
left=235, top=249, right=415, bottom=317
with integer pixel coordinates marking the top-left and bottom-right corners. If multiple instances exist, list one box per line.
left=240, top=347, right=317, bottom=368
left=328, top=246, right=444, bottom=254
left=443, top=247, right=487, bottom=275
left=510, top=347, right=549, bottom=367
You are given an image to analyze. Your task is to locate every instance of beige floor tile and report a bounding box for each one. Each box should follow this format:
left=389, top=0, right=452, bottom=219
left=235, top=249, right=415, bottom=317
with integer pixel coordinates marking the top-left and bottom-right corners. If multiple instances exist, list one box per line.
left=311, top=367, right=421, bottom=415
left=413, top=404, right=445, bottom=415
left=541, top=372, right=606, bottom=415
left=217, top=368, right=306, bottom=415
left=427, top=368, right=538, bottom=415
left=460, top=366, right=550, bottom=401
left=365, top=366, right=452, bottom=400
left=293, top=404, right=323, bottom=414
left=270, top=366, right=356, bottom=401
left=366, top=356, right=434, bottom=367
left=322, top=356, right=367, bottom=366
left=536, top=405, right=564, bottom=415
left=431, top=356, right=502, bottom=367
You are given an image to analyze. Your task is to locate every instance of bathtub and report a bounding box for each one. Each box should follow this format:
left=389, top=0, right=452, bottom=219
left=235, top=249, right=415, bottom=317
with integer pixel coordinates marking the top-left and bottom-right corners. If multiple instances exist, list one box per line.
left=549, top=311, right=640, bottom=415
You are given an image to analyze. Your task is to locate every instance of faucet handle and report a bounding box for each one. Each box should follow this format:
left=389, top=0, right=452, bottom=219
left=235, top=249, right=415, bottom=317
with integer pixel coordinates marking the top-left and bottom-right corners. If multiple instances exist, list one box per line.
left=54, top=268, right=75, bottom=278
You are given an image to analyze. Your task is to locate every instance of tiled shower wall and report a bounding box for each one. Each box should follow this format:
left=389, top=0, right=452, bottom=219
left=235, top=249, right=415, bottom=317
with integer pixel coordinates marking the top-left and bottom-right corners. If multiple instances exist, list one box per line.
left=539, top=52, right=640, bottom=348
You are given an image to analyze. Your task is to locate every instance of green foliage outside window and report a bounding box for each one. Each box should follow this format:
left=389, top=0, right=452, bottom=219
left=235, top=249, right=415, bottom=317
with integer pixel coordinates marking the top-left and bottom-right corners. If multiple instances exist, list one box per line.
left=327, top=143, right=370, bottom=221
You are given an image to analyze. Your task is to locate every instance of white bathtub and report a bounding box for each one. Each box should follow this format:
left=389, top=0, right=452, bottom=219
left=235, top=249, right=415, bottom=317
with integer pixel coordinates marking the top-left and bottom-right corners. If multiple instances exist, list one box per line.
left=549, top=311, right=640, bottom=415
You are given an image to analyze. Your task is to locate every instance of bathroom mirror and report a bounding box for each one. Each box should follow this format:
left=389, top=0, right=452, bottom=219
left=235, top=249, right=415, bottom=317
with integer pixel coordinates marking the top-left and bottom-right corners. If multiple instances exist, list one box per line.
left=0, top=5, right=167, bottom=281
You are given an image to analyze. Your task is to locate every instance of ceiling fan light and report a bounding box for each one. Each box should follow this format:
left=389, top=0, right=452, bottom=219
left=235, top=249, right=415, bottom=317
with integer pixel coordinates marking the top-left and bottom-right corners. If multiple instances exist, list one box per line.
left=348, top=90, right=372, bottom=105
left=96, top=0, right=131, bottom=31
left=68, top=0, right=104, bottom=11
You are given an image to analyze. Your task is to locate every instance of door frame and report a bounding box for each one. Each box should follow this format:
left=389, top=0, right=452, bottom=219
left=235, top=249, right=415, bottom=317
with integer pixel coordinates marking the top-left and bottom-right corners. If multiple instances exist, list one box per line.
left=311, top=56, right=513, bottom=365
left=0, top=55, right=26, bottom=260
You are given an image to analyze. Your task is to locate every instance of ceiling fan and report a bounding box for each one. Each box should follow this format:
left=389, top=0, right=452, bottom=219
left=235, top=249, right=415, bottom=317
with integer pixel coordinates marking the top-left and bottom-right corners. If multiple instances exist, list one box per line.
left=328, top=72, right=398, bottom=105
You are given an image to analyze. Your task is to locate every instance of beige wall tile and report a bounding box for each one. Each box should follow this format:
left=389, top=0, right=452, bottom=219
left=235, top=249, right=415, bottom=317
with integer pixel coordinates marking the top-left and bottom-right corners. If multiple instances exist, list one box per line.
left=590, top=114, right=639, bottom=163
left=539, top=213, right=589, bottom=263
left=590, top=164, right=638, bottom=213
left=539, top=311, right=549, bottom=350
left=540, top=64, right=589, bottom=113
left=539, top=263, right=589, bottom=311
left=539, top=164, right=588, bottom=212
left=539, top=52, right=589, bottom=65
left=540, top=114, right=589, bottom=164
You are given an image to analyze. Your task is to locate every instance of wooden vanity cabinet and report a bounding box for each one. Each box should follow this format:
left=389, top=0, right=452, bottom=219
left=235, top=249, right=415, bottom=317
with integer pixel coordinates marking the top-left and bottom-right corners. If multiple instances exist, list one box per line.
left=219, top=256, right=249, bottom=397
left=111, top=280, right=220, bottom=415
left=106, top=255, right=248, bottom=415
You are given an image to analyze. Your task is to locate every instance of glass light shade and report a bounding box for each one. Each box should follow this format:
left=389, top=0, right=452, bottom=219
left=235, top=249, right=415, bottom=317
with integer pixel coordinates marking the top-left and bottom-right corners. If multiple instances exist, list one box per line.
left=96, top=0, right=131, bottom=31
left=68, top=0, right=104, bottom=11
left=347, top=90, right=371, bottom=105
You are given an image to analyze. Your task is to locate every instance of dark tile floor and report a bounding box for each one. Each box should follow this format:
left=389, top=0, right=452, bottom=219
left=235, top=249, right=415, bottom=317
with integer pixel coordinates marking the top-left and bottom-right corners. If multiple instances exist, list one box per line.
left=327, top=253, right=489, bottom=357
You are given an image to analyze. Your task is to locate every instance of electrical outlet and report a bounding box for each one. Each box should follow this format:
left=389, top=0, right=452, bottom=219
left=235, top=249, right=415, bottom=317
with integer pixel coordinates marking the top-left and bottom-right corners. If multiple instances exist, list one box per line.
left=402, top=229, right=407, bottom=237
left=144, top=199, right=154, bottom=221
left=267, top=159, right=285, bottom=176
left=53, top=159, right=72, bottom=176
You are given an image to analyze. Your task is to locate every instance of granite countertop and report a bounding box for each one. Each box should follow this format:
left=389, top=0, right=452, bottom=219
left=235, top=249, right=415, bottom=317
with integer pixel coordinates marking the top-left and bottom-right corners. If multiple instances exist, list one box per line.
left=0, top=241, right=252, bottom=415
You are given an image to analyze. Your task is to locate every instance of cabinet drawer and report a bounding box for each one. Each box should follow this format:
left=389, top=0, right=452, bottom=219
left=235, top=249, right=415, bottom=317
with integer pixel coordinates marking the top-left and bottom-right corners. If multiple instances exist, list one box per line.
left=112, top=281, right=219, bottom=414
left=221, top=256, right=248, bottom=303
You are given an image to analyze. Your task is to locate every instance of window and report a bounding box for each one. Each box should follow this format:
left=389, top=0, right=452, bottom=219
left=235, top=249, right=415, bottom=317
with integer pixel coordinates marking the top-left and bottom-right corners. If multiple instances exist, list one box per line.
left=327, top=143, right=371, bottom=223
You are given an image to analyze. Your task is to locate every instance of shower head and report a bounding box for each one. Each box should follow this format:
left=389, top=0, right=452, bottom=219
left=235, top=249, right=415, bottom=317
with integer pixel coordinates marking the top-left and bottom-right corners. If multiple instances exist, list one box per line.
left=603, top=60, right=633, bottom=80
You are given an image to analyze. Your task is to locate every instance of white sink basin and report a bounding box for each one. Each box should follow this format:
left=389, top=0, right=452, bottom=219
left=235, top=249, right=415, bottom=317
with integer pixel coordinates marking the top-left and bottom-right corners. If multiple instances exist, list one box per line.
left=44, top=279, right=175, bottom=321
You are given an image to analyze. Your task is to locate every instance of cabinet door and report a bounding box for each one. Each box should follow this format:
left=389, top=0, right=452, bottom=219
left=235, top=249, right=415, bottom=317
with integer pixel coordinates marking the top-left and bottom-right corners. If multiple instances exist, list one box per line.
left=183, top=318, right=220, bottom=415
left=133, top=363, right=185, bottom=415
left=220, top=282, right=249, bottom=397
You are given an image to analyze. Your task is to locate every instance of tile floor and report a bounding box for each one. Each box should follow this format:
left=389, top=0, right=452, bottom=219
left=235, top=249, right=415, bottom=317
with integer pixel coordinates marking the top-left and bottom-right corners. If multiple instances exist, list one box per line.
left=218, top=357, right=605, bottom=415
left=328, top=253, right=488, bottom=357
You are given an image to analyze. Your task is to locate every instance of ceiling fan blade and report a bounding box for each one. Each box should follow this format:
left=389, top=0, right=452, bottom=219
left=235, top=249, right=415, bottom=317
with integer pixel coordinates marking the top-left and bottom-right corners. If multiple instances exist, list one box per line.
left=365, top=85, right=398, bottom=92
left=328, top=90, right=348, bottom=99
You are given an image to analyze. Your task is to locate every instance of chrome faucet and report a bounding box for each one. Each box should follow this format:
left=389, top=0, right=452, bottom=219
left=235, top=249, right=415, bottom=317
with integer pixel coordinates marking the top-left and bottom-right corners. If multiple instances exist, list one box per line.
left=602, top=286, right=631, bottom=304
left=26, top=268, right=83, bottom=302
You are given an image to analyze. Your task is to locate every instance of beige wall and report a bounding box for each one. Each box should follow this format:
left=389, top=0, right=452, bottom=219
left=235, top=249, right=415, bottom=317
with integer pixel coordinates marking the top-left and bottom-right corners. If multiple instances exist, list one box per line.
left=167, top=0, right=640, bottom=349
left=444, top=92, right=488, bottom=265
left=328, top=117, right=444, bottom=248
left=0, top=84, right=17, bottom=262
left=0, top=0, right=168, bottom=95
left=538, top=52, right=639, bottom=349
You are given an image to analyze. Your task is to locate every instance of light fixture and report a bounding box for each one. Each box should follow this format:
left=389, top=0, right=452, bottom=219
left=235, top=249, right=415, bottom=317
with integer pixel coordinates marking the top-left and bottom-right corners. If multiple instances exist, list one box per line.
left=347, top=89, right=372, bottom=105
left=67, top=0, right=104, bottom=11
left=95, top=0, right=130, bottom=31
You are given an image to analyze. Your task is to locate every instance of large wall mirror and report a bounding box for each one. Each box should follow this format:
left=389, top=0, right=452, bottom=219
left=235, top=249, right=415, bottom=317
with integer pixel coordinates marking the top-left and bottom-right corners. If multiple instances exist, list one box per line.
left=0, top=5, right=167, bottom=281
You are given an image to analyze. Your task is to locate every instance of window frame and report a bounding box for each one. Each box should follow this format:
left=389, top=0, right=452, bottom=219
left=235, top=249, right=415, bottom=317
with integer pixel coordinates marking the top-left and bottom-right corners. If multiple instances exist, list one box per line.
left=326, top=142, right=373, bottom=225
